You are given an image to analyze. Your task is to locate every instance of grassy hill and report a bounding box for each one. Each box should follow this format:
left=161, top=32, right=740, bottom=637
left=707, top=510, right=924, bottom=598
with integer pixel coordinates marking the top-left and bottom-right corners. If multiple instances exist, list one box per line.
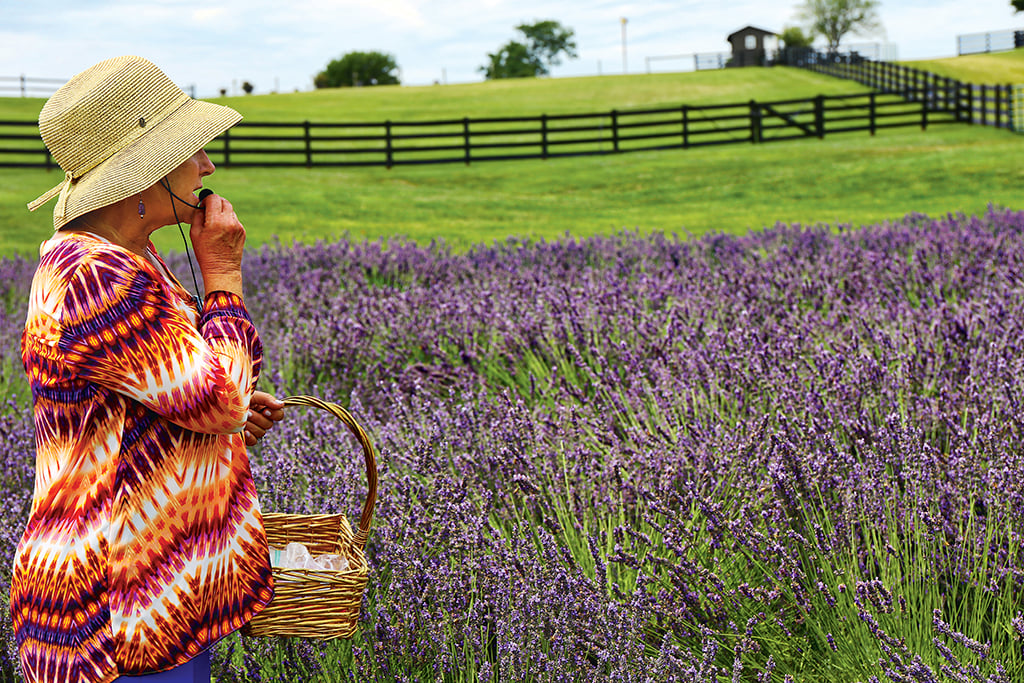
left=1, top=53, right=1022, bottom=256
left=902, top=47, right=1024, bottom=85
left=203, top=67, right=873, bottom=122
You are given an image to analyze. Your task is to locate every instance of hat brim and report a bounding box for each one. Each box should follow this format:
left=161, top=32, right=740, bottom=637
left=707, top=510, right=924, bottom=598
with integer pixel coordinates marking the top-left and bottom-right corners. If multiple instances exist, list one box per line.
left=49, top=98, right=241, bottom=229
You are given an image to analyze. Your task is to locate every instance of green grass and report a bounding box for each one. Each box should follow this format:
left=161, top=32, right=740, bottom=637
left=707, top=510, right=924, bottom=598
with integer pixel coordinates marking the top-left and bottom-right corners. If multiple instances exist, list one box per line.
left=2, top=55, right=1023, bottom=258
left=5, top=123, right=1022, bottom=258
left=207, top=67, right=875, bottom=122
left=903, top=47, right=1024, bottom=85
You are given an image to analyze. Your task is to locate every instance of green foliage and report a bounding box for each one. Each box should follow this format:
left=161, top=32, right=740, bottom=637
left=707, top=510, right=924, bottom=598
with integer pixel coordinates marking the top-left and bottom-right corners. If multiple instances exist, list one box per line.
left=795, top=0, right=883, bottom=52
left=480, top=41, right=539, bottom=79
left=315, top=51, right=400, bottom=88
left=481, top=20, right=578, bottom=79
left=779, top=25, right=815, bottom=49
left=517, top=20, right=578, bottom=71
left=1014, top=0, right=1024, bottom=12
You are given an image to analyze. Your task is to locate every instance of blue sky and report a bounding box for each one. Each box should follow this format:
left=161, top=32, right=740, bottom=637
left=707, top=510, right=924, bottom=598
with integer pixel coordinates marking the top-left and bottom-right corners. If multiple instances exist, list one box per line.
left=2, top=0, right=1021, bottom=98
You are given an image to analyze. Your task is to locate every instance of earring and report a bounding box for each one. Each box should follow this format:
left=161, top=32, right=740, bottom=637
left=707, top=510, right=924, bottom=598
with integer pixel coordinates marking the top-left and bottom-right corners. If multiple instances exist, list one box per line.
left=138, top=196, right=146, bottom=219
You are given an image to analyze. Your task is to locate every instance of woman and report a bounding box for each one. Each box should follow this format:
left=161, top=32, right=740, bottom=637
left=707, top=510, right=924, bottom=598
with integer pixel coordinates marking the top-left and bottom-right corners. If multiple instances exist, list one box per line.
left=13, top=55, right=284, bottom=682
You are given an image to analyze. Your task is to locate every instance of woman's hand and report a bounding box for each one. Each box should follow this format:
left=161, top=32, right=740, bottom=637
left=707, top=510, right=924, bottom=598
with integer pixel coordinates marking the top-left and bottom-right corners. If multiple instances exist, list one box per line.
left=190, top=193, right=245, bottom=296
left=244, top=391, right=286, bottom=446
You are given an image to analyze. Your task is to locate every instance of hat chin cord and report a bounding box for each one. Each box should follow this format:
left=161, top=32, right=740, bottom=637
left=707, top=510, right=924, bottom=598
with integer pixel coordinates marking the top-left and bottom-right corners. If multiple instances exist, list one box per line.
left=160, top=177, right=204, bottom=315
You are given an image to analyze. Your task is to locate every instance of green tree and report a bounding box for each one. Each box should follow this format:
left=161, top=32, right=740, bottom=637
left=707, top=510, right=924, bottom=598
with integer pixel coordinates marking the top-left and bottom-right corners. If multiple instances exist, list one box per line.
left=1014, top=0, right=1023, bottom=11
left=315, top=51, right=400, bottom=88
left=481, top=42, right=540, bottom=79
left=481, top=20, right=578, bottom=79
left=795, top=0, right=883, bottom=53
left=779, top=25, right=815, bottom=48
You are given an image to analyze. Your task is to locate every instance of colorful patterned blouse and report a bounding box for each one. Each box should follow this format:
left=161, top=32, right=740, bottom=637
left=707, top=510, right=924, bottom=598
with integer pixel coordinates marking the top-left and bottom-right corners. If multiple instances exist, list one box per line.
left=12, top=231, right=274, bottom=682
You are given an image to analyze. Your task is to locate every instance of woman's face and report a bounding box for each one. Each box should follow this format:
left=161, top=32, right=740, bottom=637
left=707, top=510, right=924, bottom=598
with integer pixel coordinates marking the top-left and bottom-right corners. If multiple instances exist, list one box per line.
left=161, top=149, right=216, bottom=221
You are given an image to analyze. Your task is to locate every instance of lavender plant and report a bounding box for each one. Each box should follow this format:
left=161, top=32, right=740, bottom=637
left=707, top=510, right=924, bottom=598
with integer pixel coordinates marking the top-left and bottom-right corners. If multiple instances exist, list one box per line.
left=2, top=208, right=1024, bottom=681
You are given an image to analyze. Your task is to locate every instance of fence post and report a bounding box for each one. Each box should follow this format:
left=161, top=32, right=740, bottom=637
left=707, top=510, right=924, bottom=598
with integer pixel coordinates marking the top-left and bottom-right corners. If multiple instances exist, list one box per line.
left=980, top=85, right=987, bottom=126
left=995, top=85, right=1003, bottom=128
left=304, top=121, right=312, bottom=167
left=20, top=75, right=26, bottom=98
left=1009, top=85, right=1016, bottom=132
left=815, top=95, right=825, bottom=139
left=540, top=114, right=548, bottom=159
left=681, top=105, right=689, bottom=149
left=921, top=96, right=928, bottom=130
left=749, top=100, right=761, bottom=143
left=869, top=92, right=876, bottom=136
left=463, top=117, right=471, bottom=165
left=223, top=127, right=231, bottom=165
left=385, top=120, right=393, bottom=168
left=611, top=109, right=619, bottom=152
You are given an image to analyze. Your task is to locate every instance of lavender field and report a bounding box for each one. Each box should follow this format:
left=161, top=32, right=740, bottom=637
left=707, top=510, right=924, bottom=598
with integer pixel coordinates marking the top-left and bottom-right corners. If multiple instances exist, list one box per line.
left=2, top=209, right=1024, bottom=681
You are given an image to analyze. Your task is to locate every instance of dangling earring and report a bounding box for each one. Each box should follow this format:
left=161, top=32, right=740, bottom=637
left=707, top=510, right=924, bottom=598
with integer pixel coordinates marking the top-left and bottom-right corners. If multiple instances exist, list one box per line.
left=137, top=196, right=146, bottom=219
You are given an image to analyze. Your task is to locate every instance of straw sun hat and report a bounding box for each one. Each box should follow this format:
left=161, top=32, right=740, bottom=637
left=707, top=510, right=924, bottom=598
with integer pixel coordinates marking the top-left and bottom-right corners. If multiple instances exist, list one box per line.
left=28, top=55, right=241, bottom=230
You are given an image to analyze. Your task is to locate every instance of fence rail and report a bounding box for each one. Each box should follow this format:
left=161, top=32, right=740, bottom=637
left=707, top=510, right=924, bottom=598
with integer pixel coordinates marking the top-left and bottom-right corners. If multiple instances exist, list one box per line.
left=0, top=89, right=967, bottom=170
left=956, top=28, right=1024, bottom=56
left=644, top=52, right=731, bottom=73
left=790, top=49, right=1020, bottom=131
left=0, top=75, right=65, bottom=98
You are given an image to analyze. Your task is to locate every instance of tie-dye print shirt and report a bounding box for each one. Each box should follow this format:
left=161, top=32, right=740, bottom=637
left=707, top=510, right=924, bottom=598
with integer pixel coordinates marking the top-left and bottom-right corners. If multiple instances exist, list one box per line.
left=12, top=231, right=274, bottom=682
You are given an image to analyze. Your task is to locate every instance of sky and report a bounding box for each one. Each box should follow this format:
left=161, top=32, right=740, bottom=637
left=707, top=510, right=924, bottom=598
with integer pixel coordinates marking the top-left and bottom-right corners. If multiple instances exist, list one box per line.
left=2, top=0, right=1022, bottom=99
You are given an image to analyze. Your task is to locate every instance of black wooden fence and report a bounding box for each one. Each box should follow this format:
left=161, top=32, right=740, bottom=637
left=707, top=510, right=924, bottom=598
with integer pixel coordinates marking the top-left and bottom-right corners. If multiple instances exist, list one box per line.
left=0, top=89, right=972, bottom=170
left=789, top=49, right=1019, bottom=131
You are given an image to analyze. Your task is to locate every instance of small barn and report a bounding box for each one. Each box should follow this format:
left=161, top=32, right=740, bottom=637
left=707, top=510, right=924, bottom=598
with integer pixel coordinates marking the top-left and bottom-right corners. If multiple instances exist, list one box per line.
left=727, top=26, right=777, bottom=67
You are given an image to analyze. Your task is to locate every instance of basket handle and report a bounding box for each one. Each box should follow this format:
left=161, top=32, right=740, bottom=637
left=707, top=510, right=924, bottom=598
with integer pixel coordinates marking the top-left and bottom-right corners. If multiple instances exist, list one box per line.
left=280, top=395, right=378, bottom=550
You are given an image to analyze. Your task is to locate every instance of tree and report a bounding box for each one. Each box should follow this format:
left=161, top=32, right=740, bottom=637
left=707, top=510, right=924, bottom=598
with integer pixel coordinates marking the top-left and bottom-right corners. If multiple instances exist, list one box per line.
left=1014, top=0, right=1024, bottom=11
left=315, top=51, right=400, bottom=88
left=481, top=20, right=578, bottom=79
left=795, top=0, right=883, bottom=53
left=481, top=42, right=541, bottom=80
left=778, top=26, right=815, bottom=49
left=241, top=81, right=254, bottom=95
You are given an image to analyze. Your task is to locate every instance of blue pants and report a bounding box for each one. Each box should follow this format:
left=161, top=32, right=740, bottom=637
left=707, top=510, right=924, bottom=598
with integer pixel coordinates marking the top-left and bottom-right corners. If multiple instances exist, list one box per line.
left=114, top=650, right=210, bottom=682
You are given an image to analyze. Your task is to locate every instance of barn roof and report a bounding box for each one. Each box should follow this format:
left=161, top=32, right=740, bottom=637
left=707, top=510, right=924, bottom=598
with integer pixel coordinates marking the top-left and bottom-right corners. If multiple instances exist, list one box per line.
left=727, top=26, right=777, bottom=40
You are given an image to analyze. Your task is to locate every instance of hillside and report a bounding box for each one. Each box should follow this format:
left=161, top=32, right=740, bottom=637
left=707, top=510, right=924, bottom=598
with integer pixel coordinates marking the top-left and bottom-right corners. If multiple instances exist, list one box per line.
left=3, top=50, right=1020, bottom=123
left=902, top=47, right=1024, bottom=85
left=1, top=56, right=1022, bottom=256
left=2, top=68, right=871, bottom=124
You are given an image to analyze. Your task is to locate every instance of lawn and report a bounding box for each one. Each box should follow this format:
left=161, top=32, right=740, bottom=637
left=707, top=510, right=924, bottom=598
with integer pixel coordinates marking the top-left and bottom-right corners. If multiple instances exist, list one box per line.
left=3, top=123, right=1021, bottom=258
left=902, top=47, right=1024, bottom=85
left=4, top=53, right=1023, bottom=258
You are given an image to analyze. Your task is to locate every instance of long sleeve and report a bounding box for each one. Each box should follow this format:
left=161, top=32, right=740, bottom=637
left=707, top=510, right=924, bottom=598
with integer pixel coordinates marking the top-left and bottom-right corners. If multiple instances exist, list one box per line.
left=13, top=233, right=273, bottom=683
left=57, top=248, right=261, bottom=434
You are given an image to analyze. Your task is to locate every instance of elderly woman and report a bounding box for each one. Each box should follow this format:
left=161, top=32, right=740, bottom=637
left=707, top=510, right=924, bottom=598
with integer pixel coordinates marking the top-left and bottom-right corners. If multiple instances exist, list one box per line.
left=13, top=56, right=283, bottom=682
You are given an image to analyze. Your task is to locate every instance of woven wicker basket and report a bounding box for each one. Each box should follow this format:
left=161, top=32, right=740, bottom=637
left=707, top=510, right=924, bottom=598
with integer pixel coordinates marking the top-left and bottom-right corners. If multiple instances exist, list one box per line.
left=242, top=395, right=378, bottom=640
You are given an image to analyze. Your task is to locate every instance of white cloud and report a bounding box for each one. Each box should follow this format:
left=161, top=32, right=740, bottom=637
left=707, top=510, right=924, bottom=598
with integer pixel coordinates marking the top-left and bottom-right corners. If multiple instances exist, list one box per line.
left=192, top=7, right=229, bottom=24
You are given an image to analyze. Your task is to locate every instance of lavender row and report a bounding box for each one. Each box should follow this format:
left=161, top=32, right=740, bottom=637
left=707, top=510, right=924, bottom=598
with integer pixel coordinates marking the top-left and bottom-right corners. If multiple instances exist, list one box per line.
left=1, top=208, right=1023, bottom=680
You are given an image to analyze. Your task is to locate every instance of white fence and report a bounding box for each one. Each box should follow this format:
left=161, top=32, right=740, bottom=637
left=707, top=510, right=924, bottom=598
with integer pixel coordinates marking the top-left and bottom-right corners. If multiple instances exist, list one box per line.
left=957, top=29, right=1024, bottom=56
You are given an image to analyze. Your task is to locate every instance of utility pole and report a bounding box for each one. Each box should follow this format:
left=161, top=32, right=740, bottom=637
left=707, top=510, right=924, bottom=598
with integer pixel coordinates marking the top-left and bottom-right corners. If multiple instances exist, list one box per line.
left=621, top=17, right=628, bottom=74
